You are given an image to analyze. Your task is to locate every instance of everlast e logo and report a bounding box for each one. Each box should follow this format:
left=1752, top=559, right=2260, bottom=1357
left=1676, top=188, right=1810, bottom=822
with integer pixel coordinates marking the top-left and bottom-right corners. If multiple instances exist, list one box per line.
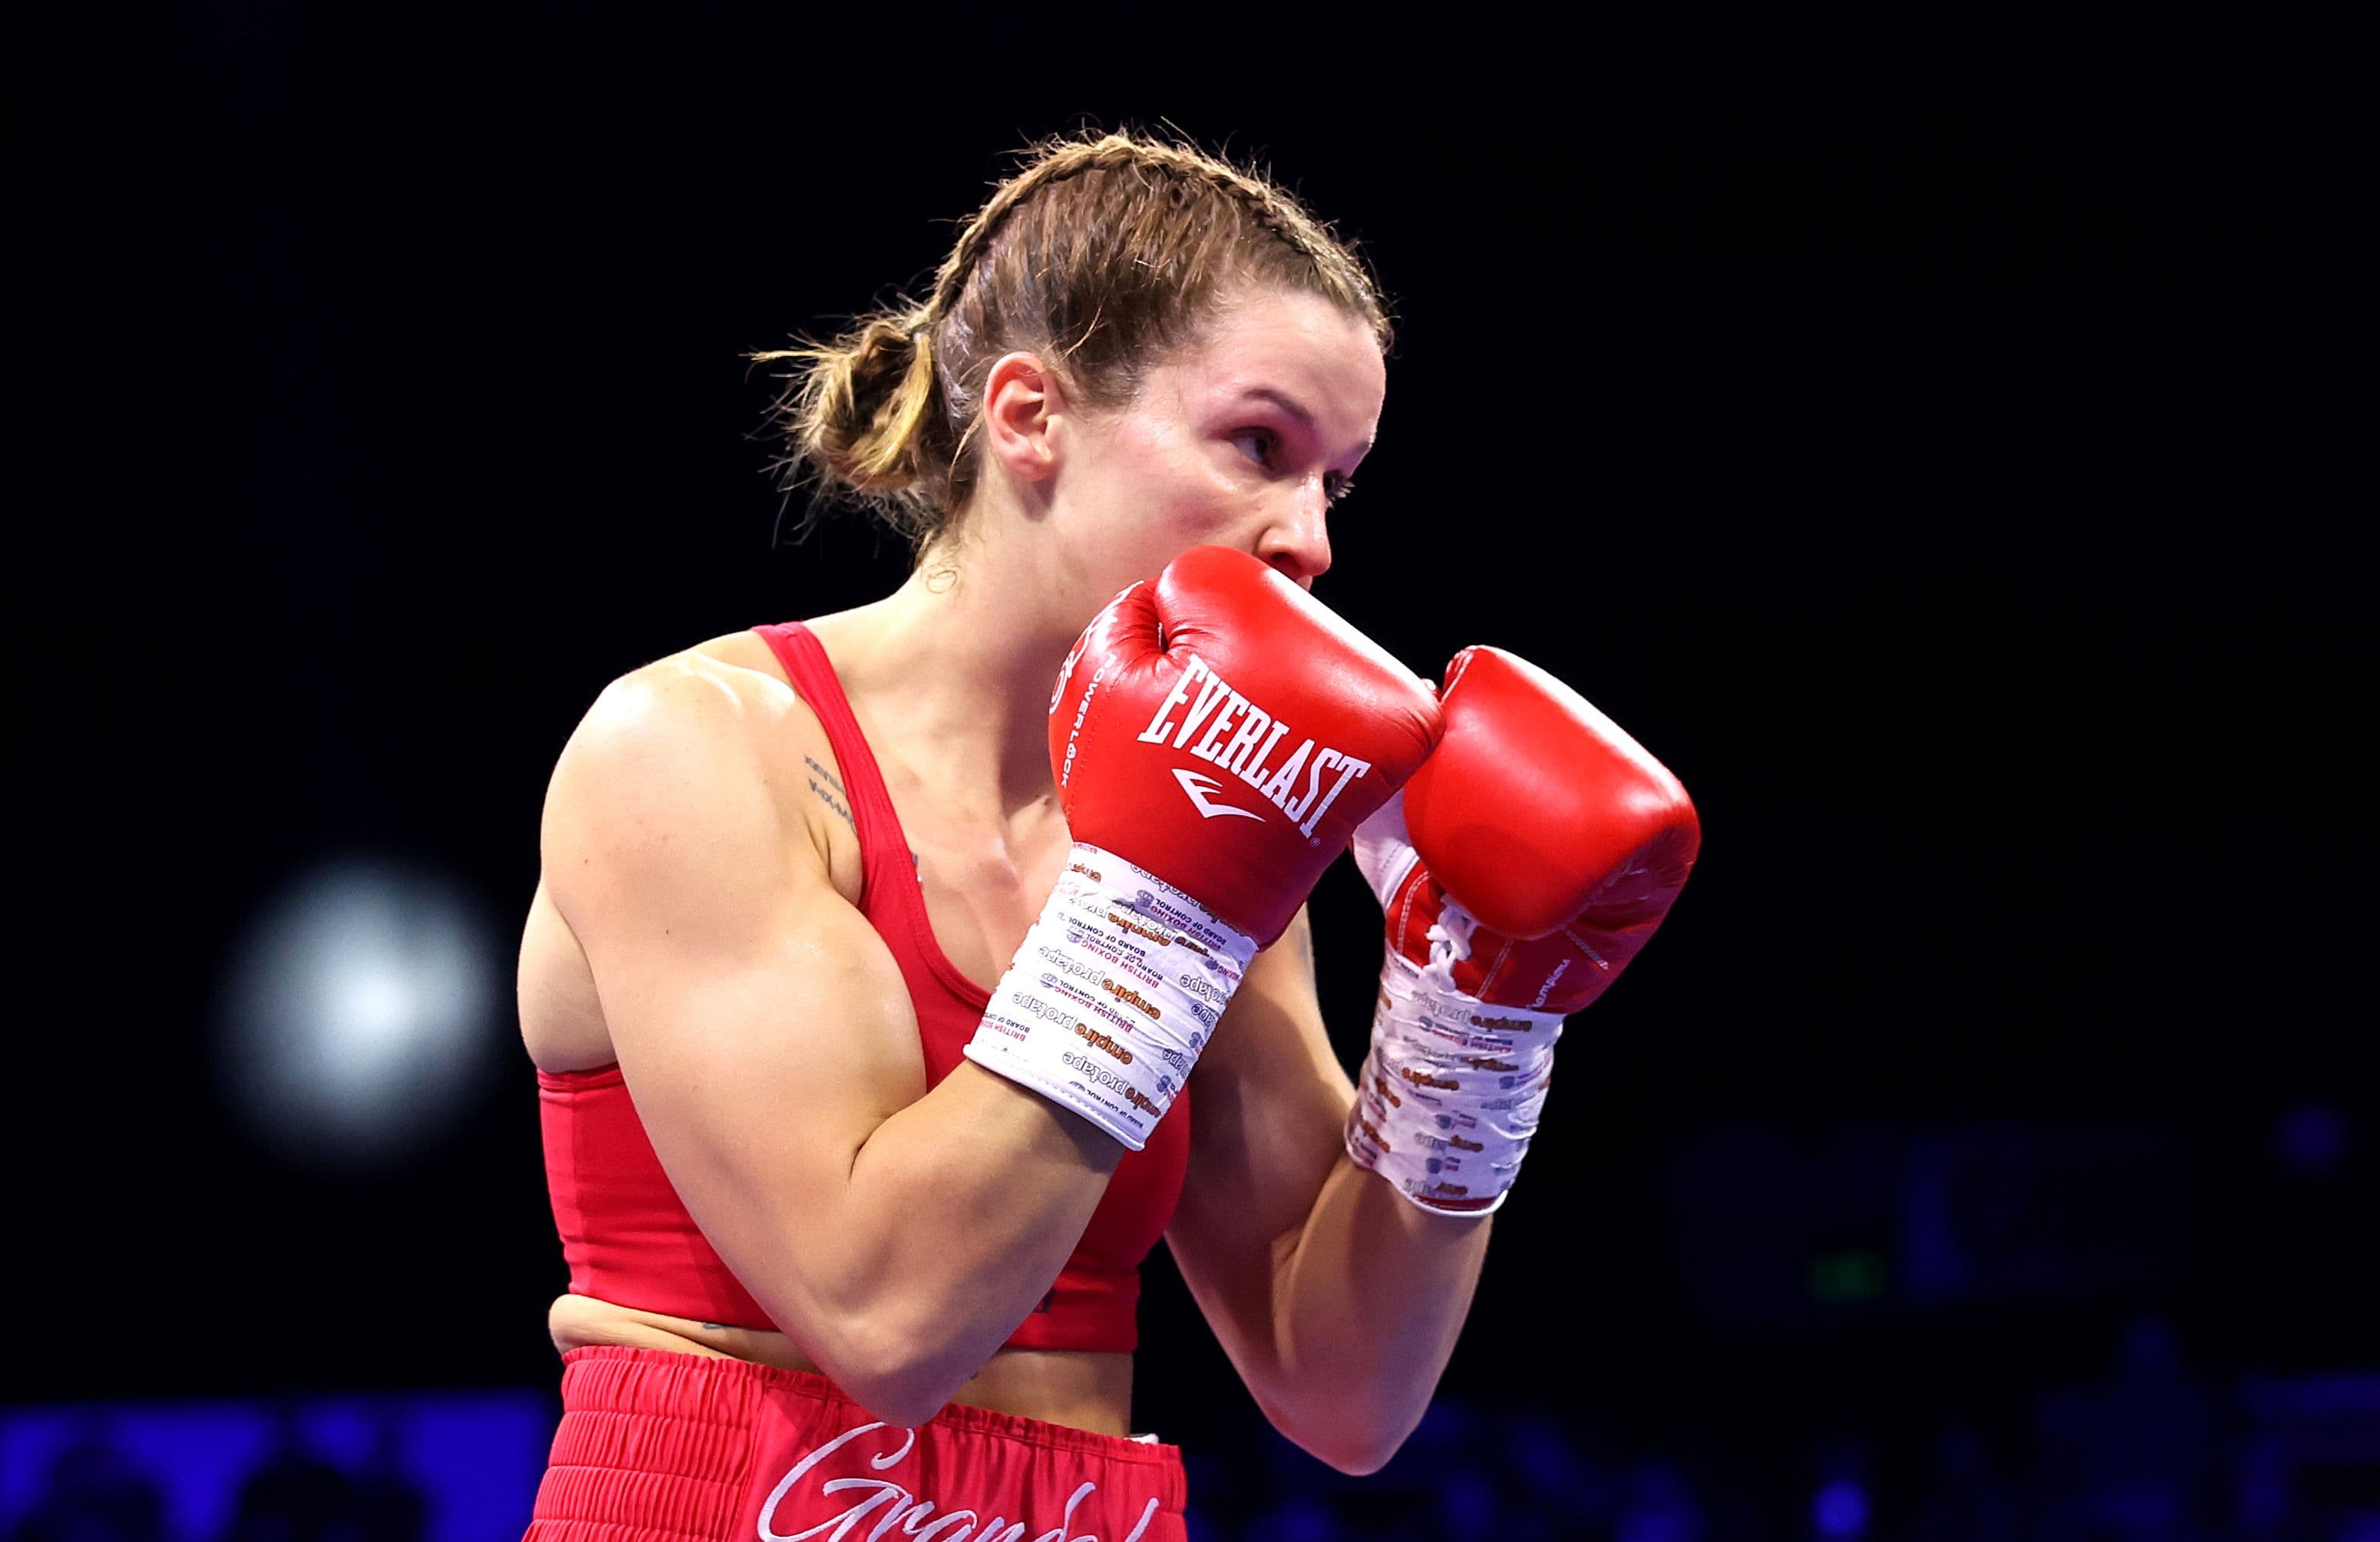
left=1136, top=652, right=1372, bottom=837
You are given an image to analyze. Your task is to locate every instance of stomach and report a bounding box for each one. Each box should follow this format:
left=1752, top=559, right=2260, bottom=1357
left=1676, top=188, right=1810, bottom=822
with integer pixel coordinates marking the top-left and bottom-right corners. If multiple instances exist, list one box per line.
left=546, top=1292, right=1137, bottom=1436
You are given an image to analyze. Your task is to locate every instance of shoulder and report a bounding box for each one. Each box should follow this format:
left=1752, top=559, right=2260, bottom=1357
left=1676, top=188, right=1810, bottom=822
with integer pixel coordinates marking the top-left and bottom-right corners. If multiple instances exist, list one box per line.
left=543, top=632, right=847, bottom=919
left=566, top=642, right=806, bottom=790
left=685, top=625, right=803, bottom=685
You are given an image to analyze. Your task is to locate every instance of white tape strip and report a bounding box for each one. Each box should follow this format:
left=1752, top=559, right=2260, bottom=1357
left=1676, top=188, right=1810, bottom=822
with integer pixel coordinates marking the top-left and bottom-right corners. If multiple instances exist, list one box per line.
left=964, top=843, right=1257, bottom=1151
left=1344, top=950, right=1566, bottom=1214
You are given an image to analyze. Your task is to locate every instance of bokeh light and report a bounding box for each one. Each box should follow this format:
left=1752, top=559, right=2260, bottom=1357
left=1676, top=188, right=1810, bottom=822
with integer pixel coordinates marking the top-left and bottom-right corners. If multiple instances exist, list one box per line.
left=216, top=856, right=502, bottom=1169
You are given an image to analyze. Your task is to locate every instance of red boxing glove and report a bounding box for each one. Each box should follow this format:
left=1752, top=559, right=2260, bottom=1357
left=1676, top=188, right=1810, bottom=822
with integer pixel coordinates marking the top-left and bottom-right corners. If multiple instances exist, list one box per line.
left=1346, top=647, right=1698, bottom=1213
left=1365, top=647, right=1700, bottom=1012
left=968, top=546, right=1441, bottom=1149
left=1051, top=545, right=1442, bottom=948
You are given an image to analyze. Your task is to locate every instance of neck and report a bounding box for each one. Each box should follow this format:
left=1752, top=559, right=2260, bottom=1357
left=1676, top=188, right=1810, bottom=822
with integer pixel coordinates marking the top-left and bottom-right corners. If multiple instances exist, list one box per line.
left=828, top=526, right=1087, bottom=823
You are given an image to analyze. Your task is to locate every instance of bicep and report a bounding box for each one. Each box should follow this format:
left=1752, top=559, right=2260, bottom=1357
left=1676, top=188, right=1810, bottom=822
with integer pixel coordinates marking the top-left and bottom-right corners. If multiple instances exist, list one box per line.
left=1165, top=904, right=1356, bottom=1374
left=543, top=663, right=924, bottom=1336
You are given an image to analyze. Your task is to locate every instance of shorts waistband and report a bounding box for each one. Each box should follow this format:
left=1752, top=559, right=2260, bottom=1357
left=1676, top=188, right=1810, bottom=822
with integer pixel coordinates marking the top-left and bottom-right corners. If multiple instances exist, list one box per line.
left=531, top=1346, right=1188, bottom=1542
left=555, top=1344, right=1180, bottom=1464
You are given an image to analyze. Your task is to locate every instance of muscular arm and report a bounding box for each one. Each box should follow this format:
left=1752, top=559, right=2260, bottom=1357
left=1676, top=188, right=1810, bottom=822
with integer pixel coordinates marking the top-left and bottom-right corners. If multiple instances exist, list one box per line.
left=543, top=657, right=1121, bottom=1427
left=1164, top=906, right=1491, bottom=1475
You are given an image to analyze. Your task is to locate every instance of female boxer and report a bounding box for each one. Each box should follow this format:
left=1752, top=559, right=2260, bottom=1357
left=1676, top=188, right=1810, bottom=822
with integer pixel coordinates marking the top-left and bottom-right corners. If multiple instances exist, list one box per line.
left=516, top=132, right=1698, bottom=1540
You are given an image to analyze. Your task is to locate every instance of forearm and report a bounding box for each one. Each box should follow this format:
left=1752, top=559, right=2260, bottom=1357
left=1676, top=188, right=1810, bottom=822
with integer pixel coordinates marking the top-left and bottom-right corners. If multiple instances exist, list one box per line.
left=802, top=1063, right=1124, bottom=1424
left=1266, top=1149, right=1493, bottom=1473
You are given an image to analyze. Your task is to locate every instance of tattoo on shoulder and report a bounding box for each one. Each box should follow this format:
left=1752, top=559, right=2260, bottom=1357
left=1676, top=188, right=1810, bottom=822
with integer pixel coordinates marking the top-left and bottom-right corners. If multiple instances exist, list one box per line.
left=804, top=755, right=848, bottom=799
left=804, top=755, right=855, bottom=830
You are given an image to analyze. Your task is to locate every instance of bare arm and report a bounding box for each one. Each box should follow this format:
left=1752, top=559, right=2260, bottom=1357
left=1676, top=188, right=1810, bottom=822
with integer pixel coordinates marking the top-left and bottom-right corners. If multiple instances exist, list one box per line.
left=542, top=655, right=1121, bottom=1426
left=1164, top=906, right=1491, bottom=1475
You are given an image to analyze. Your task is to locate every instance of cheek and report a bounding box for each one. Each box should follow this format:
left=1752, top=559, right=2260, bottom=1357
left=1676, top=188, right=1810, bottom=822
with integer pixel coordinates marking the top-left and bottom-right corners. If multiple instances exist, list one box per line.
left=1150, top=424, right=1243, bottom=510
left=1070, top=395, right=1262, bottom=563
left=1092, top=425, right=1223, bottom=524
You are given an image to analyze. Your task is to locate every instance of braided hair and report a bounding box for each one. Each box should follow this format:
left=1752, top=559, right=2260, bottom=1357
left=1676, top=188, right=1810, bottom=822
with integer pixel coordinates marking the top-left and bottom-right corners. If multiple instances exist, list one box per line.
left=757, top=131, right=1391, bottom=555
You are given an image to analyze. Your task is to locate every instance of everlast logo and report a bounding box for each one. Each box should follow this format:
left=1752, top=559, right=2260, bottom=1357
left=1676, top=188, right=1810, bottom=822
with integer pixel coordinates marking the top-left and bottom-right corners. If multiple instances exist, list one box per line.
left=1448, top=1134, right=1485, bottom=1152
left=1136, top=652, right=1372, bottom=838
left=1057, top=659, right=1113, bottom=790
left=1068, top=861, right=1102, bottom=882
left=1371, top=1071, right=1402, bottom=1108
left=1101, top=979, right=1161, bottom=1021
left=1471, top=1014, right=1537, bottom=1032
left=1074, top=1025, right=1134, bottom=1064
left=1462, top=1056, right=1520, bottom=1072
left=1355, top=1115, right=1391, bottom=1153
left=1401, top=1068, right=1461, bottom=1091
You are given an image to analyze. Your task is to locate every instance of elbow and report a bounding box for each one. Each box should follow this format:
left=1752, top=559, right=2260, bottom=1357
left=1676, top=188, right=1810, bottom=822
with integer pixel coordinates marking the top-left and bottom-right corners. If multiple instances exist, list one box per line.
left=1262, top=1395, right=1411, bottom=1478
left=806, top=1310, right=973, bottom=1431
left=840, top=1375, right=957, bottom=1435
left=1311, top=1434, right=1404, bottom=1478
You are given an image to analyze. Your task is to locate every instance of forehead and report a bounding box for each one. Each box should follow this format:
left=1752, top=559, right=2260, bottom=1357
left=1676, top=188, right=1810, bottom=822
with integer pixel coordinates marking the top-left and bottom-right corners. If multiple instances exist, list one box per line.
left=1162, top=289, right=1387, bottom=433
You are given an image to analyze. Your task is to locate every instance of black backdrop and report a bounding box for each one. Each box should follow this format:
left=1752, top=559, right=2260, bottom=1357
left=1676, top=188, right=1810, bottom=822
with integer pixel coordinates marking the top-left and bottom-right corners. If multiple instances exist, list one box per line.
left=21, top=9, right=2370, bottom=1517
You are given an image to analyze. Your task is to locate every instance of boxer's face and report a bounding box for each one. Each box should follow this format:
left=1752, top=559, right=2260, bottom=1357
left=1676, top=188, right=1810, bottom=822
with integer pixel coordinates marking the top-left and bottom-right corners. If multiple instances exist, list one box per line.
left=1049, top=286, right=1385, bottom=601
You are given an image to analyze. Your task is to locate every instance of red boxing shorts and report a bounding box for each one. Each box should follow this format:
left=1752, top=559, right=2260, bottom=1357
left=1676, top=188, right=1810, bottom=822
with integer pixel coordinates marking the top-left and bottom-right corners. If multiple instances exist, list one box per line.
left=526, top=1346, right=1190, bottom=1541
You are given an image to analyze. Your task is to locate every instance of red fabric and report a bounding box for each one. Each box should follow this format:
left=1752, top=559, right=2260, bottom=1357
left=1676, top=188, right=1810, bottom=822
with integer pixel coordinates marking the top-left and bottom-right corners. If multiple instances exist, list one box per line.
left=525, top=1346, right=1187, bottom=1542
left=540, top=1065, right=771, bottom=1326
left=536, top=621, right=1190, bottom=1353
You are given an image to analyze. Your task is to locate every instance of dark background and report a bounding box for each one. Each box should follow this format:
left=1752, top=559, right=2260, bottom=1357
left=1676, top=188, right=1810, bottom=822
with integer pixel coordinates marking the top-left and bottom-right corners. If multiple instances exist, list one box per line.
left=18, top=11, right=2372, bottom=1537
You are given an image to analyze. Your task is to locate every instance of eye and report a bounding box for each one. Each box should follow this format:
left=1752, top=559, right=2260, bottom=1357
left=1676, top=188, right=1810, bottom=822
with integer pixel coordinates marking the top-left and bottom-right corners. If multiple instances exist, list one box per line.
left=1324, top=473, right=1358, bottom=505
left=1230, top=428, right=1277, bottom=467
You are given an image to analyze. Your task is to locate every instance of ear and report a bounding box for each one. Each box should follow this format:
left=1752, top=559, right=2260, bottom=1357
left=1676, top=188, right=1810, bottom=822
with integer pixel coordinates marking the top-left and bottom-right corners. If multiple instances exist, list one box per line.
left=979, top=351, right=1068, bottom=484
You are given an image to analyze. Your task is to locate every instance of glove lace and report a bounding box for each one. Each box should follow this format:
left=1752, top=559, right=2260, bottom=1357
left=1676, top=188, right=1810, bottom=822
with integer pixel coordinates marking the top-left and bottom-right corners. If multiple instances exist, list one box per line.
left=1423, top=896, right=1480, bottom=989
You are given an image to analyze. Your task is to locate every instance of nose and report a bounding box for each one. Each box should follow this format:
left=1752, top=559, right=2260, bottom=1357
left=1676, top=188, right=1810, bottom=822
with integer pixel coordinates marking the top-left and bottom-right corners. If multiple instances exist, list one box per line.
left=1257, top=485, right=1333, bottom=589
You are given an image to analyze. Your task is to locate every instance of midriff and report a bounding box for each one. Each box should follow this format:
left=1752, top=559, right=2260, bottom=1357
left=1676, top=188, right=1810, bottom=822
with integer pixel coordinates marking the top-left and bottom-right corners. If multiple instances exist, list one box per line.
left=546, top=1292, right=1135, bottom=1435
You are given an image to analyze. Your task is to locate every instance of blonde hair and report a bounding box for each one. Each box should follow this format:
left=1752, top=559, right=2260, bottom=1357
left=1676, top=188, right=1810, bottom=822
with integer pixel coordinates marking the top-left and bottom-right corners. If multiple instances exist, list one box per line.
left=755, top=130, right=1391, bottom=555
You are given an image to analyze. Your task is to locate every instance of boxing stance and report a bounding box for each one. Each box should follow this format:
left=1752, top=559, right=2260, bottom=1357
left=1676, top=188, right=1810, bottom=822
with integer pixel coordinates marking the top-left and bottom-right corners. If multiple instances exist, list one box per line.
left=517, top=131, right=1697, bottom=1540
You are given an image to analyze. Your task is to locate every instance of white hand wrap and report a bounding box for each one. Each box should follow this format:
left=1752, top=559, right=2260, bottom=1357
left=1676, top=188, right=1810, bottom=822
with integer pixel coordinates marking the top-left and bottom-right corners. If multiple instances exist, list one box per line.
left=965, top=843, right=1258, bottom=1151
left=1344, top=904, right=1566, bottom=1216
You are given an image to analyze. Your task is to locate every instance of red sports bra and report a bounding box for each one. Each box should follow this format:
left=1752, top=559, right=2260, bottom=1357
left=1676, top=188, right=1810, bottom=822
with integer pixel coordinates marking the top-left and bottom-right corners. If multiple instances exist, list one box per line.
left=538, top=621, right=1190, bottom=1352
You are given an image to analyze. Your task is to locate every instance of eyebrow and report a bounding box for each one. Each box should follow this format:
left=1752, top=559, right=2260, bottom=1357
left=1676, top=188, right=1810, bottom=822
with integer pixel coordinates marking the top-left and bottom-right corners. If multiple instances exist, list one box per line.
left=1237, top=387, right=1375, bottom=457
